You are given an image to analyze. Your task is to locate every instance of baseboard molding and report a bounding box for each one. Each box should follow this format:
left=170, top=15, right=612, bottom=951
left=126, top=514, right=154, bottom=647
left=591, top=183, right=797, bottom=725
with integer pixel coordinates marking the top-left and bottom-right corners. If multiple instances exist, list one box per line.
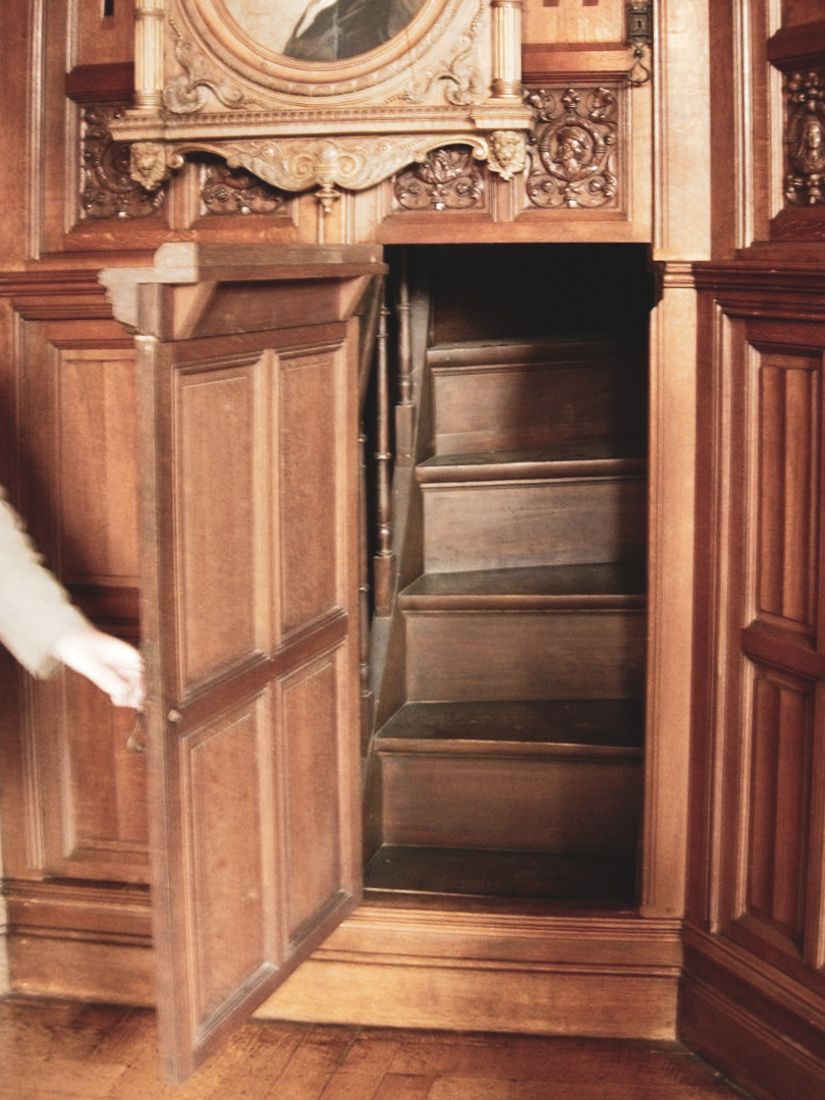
left=680, top=930, right=825, bottom=1100
left=258, top=902, right=682, bottom=1038
left=3, top=883, right=681, bottom=1039
left=4, top=879, right=154, bottom=1005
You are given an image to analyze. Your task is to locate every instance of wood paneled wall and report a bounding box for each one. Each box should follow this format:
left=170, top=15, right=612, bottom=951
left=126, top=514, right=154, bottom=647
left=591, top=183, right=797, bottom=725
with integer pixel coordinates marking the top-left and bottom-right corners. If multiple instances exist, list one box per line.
left=0, top=0, right=714, bottom=1058
left=682, top=3, right=825, bottom=1097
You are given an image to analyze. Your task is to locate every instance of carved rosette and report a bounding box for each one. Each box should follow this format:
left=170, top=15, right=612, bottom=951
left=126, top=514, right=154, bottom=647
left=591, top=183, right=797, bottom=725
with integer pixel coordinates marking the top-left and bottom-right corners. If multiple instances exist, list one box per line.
left=80, top=105, right=166, bottom=220
left=199, top=159, right=287, bottom=215
left=785, top=70, right=825, bottom=207
left=394, top=146, right=486, bottom=211
left=526, top=87, right=619, bottom=210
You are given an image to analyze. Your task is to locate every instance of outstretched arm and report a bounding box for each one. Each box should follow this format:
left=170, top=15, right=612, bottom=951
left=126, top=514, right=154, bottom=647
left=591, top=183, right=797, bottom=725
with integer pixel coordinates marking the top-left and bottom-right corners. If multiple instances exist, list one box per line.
left=0, top=488, right=144, bottom=709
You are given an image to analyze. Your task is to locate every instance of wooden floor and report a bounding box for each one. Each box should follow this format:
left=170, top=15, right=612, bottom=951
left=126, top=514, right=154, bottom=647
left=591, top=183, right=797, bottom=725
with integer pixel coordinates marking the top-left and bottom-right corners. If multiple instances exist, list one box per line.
left=0, top=997, right=753, bottom=1099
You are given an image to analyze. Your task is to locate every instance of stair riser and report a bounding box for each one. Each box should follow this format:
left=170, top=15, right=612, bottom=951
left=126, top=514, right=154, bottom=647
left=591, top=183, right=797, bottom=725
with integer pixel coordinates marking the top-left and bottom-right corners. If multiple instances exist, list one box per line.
left=433, top=363, right=645, bottom=455
left=422, top=478, right=646, bottom=573
left=381, top=754, right=642, bottom=853
left=406, top=610, right=646, bottom=701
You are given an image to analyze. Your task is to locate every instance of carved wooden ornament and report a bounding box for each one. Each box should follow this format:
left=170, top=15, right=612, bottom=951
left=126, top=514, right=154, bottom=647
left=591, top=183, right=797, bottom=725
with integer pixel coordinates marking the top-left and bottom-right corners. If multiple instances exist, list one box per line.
left=116, top=0, right=532, bottom=202
left=526, top=86, right=619, bottom=209
left=785, top=70, right=825, bottom=207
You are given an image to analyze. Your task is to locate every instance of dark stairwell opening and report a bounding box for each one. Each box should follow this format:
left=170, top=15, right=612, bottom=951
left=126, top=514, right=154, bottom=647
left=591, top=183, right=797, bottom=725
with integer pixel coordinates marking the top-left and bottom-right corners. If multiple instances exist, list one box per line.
left=363, top=243, right=655, bottom=910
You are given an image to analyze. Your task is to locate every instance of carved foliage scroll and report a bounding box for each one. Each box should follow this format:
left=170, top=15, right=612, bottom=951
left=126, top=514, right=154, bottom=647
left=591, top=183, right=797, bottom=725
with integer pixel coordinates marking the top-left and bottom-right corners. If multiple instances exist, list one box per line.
left=785, top=70, right=825, bottom=207
left=394, top=146, right=486, bottom=211
left=81, top=105, right=166, bottom=219
left=199, top=158, right=287, bottom=216
left=526, top=86, right=620, bottom=210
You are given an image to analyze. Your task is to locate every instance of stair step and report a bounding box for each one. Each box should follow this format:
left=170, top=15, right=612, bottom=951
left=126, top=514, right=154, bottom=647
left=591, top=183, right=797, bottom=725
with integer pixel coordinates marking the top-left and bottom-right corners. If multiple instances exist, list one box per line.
left=380, top=733, right=643, bottom=852
left=406, top=608, right=646, bottom=702
left=376, top=700, right=644, bottom=756
left=429, top=339, right=646, bottom=456
left=364, top=845, right=637, bottom=905
left=399, top=563, right=645, bottom=611
left=418, top=439, right=645, bottom=483
left=421, top=474, right=646, bottom=573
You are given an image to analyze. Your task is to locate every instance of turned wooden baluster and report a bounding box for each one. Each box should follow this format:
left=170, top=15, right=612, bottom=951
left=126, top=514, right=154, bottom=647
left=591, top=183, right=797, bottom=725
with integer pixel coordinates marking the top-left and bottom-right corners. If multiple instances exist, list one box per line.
left=395, top=254, right=414, bottom=464
left=373, top=304, right=395, bottom=616
left=358, top=428, right=374, bottom=745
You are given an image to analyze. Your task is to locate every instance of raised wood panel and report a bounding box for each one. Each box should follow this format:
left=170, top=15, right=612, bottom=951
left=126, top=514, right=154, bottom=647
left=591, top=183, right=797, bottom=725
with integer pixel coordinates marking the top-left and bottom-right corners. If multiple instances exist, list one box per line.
left=280, top=652, right=344, bottom=942
left=756, top=352, right=820, bottom=637
left=58, top=349, right=140, bottom=584
left=59, top=673, right=149, bottom=867
left=183, top=694, right=277, bottom=1030
left=687, top=274, right=825, bottom=1094
left=0, top=314, right=147, bottom=885
left=277, top=350, right=343, bottom=641
left=176, top=357, right=266, bottom=691
left=746, top=668, right=813, bottom=946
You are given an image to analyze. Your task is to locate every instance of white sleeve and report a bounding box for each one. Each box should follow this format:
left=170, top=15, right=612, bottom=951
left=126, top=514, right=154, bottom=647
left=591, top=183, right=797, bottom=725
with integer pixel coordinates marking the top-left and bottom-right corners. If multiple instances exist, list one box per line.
left=0, top=488, right=90, bottom=678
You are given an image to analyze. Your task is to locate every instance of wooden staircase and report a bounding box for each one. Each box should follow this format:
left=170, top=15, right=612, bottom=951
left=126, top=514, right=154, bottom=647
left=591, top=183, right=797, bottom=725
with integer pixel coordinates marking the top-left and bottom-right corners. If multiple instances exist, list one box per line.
left=365, top=336, right=647, bottom=906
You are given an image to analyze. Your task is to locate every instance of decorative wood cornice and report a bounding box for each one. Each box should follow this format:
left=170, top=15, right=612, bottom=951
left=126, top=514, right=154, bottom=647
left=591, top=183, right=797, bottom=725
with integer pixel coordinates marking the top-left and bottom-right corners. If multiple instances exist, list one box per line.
left=0, top=271, right=116, bottom=319
left=65, top=63, right=136, bottom=104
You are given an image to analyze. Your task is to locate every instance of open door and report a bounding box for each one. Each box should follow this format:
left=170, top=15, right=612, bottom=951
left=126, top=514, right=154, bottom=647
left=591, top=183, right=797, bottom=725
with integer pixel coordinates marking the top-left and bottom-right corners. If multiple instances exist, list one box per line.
left=104, top=243, right=384, bottom=1082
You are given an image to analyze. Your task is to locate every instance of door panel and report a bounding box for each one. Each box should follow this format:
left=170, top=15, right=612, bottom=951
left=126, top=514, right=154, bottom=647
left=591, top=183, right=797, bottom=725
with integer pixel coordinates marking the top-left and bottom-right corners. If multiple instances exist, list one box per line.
left=684, top=276, right=825, bottom=1099
left=123, top=249, right=380, bottom=1082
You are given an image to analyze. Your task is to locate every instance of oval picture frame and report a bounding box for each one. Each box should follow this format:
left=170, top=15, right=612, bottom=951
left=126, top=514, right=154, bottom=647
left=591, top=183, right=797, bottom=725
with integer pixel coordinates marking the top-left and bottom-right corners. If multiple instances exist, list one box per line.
left=182, top=0, right=470, bottom=99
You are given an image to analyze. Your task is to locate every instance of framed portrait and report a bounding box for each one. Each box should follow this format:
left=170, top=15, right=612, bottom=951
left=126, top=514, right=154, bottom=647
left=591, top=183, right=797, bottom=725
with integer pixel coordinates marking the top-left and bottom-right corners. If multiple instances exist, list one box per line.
left=159, top=0, right=493, bottom=106
left=121, top=0, right=531, bottom=197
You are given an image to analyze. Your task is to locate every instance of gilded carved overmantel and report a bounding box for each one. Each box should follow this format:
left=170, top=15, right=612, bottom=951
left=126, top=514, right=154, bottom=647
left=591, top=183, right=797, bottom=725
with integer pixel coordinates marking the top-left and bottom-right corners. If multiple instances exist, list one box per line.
left=113, top=0, right=533, bottom=208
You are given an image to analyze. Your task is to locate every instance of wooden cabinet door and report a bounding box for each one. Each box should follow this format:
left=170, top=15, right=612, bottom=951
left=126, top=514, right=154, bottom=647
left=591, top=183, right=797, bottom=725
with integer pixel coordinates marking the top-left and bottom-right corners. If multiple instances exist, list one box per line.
left=115, top=245, right=382, bottom=1082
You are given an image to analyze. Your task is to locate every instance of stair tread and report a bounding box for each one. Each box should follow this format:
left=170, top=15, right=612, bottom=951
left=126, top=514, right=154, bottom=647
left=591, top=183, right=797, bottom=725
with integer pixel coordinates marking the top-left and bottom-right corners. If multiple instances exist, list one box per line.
left=423, top=438, right=644, bottom=467
left=364, top=844, right=637, bottom=904
left=376, top=699, right=644, bottom=752
left=418, top=439, right=645, bottom=482
left=427, top=336, right=640, bottom=370
left=400, top=562, right=646, bottom=609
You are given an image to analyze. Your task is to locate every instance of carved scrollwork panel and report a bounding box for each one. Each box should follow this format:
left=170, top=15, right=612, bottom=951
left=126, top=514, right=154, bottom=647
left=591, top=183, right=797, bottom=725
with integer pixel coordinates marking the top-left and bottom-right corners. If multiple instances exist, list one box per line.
left=394, top=146, right=486, bottom=211
left=525, top=86, right=620, bottom=211
left=223, top=134, right=490, bottom=196
left=163, top=15, right=262, bottom=114
left=81, top=105, right=166, bottom=220
left=785, top=70, right=825, bottom=207
left=399, top=0, right=486, bottom=107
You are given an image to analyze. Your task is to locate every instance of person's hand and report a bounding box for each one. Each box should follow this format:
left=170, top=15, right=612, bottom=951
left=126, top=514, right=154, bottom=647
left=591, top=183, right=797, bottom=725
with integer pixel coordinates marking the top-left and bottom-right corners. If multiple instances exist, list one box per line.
left=51, top=628, right=145, bottom=709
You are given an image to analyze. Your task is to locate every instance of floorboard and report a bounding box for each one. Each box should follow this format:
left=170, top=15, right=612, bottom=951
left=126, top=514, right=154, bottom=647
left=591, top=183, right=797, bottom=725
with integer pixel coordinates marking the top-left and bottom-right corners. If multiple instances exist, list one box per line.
left=0, top=997, right=754, bottom=1099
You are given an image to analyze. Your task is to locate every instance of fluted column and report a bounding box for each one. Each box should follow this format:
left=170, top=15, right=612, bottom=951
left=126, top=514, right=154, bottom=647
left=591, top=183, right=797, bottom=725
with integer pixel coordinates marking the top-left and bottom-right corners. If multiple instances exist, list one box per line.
left=134, top=0, right=165, bottom=112
left=491, top=0, right=523, bottom=100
